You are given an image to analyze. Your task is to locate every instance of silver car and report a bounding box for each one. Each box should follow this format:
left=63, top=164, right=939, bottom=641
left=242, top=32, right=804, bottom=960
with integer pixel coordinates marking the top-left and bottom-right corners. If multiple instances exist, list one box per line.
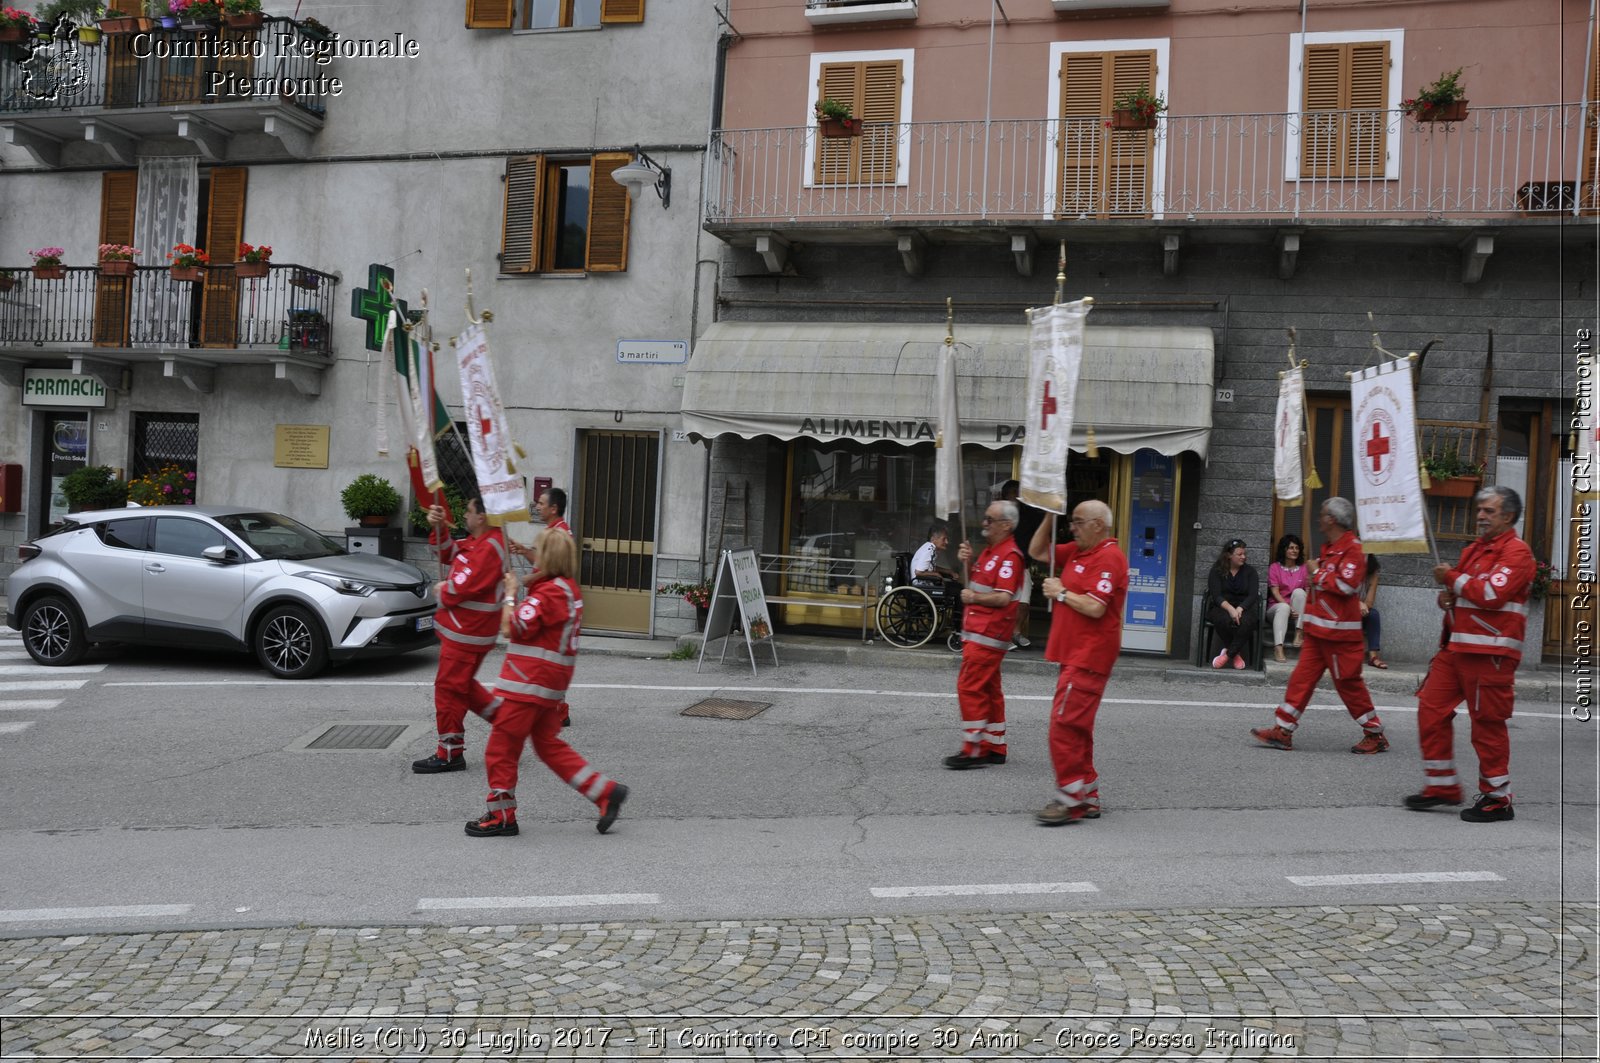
left=6, top=505, right=439, bottom=679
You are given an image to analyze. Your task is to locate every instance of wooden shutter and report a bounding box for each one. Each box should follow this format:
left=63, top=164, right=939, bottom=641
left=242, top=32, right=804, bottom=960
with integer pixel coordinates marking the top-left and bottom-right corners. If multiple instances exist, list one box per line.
left=1300, top=41, right=1388, bottom=179
left=466, top=0, right=515, bottom=28
left=1056, top=51, right=1154, bottom=218
left=199, top=168, right=246, bottom=348
left=215, top=25, right=257, bottom=97
left=814, top=60, right=901, bottom=186
left=501, top=155, right=544, bottom=273
left=104, top=32, right=139, bottom=108
left=585, top=152, right=632, bottom=272
left=93, top=171, right=137, bottom=348
left=600, top=0, right=646, bottom=24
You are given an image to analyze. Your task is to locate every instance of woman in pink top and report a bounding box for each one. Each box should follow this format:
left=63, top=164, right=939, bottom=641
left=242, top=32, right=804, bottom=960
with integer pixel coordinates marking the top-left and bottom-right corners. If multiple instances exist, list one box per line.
left=1267, top=534, right=1310, bottom=662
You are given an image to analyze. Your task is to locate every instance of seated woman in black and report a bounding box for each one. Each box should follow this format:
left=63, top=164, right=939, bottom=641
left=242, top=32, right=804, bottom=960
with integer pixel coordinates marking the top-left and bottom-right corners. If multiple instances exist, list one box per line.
left=1207, top=537, right=1261, bottom=670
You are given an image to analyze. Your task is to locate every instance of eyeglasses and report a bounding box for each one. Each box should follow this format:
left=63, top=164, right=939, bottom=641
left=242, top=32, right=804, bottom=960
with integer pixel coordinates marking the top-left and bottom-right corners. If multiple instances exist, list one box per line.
left=981, top=515, right=1010, bottom=525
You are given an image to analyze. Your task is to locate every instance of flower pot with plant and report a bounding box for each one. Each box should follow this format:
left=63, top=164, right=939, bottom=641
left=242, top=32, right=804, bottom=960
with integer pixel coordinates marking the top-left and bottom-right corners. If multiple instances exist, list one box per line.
left=1421, top=447, right=1484, bottom=497
left=60, top=465, right=128, bottom=512
left=296, top=14, right=329, bottom=40
left=98, top=242, right=139, bottom=277
left=221, top=0, right=260, bottom=29
left=99, top=7, right=149, bottom=33
left=1109, top=84, right=1165, bottom=130
left=235, top=241, right=271, bottom=278
left=659, top=579, right=714, bottom=628
left=1401, top=68, right=1468, bottom=122
left=0, top=7, right=40, bottom=43
left=814, top=98, right=861, bottom=138
left=167, top=242, right=208, bottom=281
left=342, top=473, right=402, bottom=528
left=170, top=0, right=223, bottom=28
left=126, top=463, right=196, bottom=506
left=0, top=269, right=13, bottom=293
left=29, top=247, right=66, bottom=280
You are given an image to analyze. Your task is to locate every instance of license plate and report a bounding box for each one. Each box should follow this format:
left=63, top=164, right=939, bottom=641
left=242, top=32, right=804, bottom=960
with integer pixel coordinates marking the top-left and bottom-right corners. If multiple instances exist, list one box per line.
left=415, top=615, right=434, bottom=632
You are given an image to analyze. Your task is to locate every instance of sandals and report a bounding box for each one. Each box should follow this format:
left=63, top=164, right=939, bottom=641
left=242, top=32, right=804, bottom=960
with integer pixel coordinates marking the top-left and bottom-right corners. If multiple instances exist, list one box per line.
left=1367, top=652, right=1388, bottom=669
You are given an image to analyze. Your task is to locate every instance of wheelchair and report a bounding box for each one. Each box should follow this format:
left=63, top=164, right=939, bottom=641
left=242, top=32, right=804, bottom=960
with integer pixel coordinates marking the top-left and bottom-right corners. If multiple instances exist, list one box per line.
left=875, top=551, right=966, bottom=651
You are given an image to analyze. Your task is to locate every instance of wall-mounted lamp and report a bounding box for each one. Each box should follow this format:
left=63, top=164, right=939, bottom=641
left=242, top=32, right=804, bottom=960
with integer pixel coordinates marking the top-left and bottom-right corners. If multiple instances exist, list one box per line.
left=611, top=146, right=671, bottom=209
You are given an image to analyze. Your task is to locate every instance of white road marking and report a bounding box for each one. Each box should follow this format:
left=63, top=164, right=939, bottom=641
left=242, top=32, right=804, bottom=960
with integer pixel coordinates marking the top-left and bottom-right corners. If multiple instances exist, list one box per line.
left=0, top=722, right=34, bottom=734
left=417, top=894, right=660, bottom=911
left=0, top=701, right=60, bottom=711
left=871, top=882, right=1100, bottom=898
left=0, top=680, right=89, bottom=691
left=0, top=904, right=193, bottom=922
left=1287, top=871, right=1505, bottom=886
left=0, top=663, right=105, bottom=675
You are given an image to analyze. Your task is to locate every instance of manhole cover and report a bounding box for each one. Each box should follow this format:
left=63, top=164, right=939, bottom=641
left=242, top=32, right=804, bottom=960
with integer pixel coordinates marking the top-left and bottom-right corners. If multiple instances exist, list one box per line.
left=681, top=698, right=771, bottom=720
left=305, top=724, right=409, bottom=750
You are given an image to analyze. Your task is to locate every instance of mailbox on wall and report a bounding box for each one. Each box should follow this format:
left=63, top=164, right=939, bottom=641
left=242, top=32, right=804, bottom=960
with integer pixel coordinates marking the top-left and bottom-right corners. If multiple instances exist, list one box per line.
left=0, top=464, right=20, bottom=513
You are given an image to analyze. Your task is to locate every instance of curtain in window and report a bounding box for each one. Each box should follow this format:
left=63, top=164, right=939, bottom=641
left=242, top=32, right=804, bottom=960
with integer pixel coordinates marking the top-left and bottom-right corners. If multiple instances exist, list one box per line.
left=133, top=156, right=198, bottom=347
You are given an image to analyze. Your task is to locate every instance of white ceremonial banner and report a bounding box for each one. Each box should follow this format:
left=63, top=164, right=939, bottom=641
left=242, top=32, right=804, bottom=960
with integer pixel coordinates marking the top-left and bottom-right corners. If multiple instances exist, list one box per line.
left=1019, top=299, right=1091, bottom=514
left=455, top=322, right=530, bottom=525
left=389, top=311, right=443, bottom=495
left=1350, top=360, right=1428, bottom=552
left=1274, top=366, right=1305, bottom=504
left=933, top=342, right=962, bottom=518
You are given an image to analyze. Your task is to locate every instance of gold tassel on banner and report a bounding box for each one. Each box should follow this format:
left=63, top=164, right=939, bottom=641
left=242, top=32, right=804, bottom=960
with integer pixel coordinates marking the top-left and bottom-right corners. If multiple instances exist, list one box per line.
left=1085, top=424, right=1099, bottom=458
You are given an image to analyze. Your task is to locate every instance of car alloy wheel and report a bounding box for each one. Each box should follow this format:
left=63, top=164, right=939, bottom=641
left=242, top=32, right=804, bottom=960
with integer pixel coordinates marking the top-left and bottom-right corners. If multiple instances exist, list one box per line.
left=22, top=595, right=88, bottom=667
left=254, top=605, right=329, bottom=679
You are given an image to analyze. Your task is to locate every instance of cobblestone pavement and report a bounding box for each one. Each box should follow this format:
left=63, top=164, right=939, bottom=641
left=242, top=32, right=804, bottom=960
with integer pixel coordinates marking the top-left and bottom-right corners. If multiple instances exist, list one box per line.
left=0, top=902, right=1594, bottom=1061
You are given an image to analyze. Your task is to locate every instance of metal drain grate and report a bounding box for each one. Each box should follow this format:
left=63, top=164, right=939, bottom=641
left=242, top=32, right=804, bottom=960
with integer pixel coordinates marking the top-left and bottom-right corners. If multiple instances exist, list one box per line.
left=681, top=698, right=771, bottom=720
left=305, top=724, right=410, bottom=750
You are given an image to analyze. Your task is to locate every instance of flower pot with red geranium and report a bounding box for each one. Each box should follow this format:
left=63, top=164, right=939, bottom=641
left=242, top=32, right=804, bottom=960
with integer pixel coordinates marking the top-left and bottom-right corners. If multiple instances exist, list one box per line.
left=814, top=98, right=862, bottom=138
left=1108, top=84, right=1165, bottom=131
left=1401, top=68, right=1468, bottom=123
left=167, top=242, right=208, bottom=281
left=0, top=7, right=40, bottom=44
left=235, top=241, right=271, bottom=278
left=29, top=247, right=66, bottom=280
left=98, top=243, right=140, bottom=277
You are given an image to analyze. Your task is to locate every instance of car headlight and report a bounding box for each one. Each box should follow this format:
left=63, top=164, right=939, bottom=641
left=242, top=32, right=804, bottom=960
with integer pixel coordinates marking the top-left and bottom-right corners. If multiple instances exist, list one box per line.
left=296, top=572, right=375, bottom=597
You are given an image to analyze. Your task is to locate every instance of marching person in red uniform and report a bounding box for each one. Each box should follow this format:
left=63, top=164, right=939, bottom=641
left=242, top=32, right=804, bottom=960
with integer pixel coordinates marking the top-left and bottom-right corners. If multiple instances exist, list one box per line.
left=1030, top=500, right=1129, bottom=825
left=944, top=500, right=1025, bottom=770
left=508, top=486, right=572, bottom=566
left=1252, top=497, right=1389, bottom=753
left=1404, top=486, right=1535, bottom=822
left=412, top=496, right=506, bottom=774
left=466, top=528, right=629, bottom=837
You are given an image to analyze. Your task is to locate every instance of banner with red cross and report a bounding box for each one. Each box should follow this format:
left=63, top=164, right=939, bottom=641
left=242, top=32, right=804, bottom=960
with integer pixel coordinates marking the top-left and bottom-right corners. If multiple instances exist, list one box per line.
left=1350, top=359, right=1427, bottom=552
left=1019, top=298, right=1091, bottom=514
left=454, top=322, right=530, bottom=526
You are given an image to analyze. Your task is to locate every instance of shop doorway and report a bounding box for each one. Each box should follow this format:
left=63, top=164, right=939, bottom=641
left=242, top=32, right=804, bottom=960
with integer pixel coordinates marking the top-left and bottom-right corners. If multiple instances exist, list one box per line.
left=575, top=429, right=661, bottom=635
left=38, top=411, right=88, bottom=531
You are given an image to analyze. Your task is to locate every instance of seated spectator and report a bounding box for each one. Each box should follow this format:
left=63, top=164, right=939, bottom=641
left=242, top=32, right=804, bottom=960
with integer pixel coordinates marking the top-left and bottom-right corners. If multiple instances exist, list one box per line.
left=1267, top=533, right=1310, bottom=662
left=1361, top=554, right=1385, bottom=669
left=1207, top=537, right=1260, bottom=670
left=910, top=521, right=960, bottom=586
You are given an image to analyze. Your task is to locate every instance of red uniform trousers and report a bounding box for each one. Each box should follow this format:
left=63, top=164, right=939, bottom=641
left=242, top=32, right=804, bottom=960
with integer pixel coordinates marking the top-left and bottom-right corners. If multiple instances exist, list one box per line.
left=483, top=695, right=620, bottom=824
left=1274, top=633, right=1383, bottom=735
left=955, top=641, right=1008, bottom=757
left=433, top=643, right=500, bottom=760
left=1049, top=665, right=1106, bottom=810
left=1415, top=650, right=1515, bottom=801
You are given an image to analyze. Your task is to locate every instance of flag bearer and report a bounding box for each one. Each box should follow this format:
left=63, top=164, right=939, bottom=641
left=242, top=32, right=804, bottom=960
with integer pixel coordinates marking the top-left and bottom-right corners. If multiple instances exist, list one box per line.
left=945, top=501, right=1024, bottom=769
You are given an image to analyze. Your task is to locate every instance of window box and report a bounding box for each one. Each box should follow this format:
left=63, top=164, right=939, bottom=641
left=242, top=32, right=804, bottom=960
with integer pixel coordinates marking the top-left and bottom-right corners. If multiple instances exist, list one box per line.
left=1424, top=474, right=1481, bottom=499
left=1109, top=108, right=1157, bottom=131
left=236, top=260, right=269, bottom=279
left=1413, top=99, right=1468, bottom=123
left=99, top=259, right=134, bottom=277
left=33, top=264, right=65, bottom=280
left=819, top=116, right=862, bottom=138
left=224, top=12, right=265, bottom=30
left=170, top=265, right=205, bottom=282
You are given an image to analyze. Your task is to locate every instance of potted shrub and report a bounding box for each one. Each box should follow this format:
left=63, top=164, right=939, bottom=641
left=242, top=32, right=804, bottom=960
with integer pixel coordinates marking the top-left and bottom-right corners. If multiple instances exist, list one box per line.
left=98, top=242, right=139, bottom=277
left=0, top=7, right=40, bottom=44
left=127, top=463, right=196, bottom=506
left=407, top=483, right=468, bottom=538
left=235, top=241, right=271, bottom=278
left=342, top=473, right=402, bottom=528
left=60, top=465, right=128, bottom=512
left=1109, top=84, right=1165, bottom=130
left=221, top=0, right=261, bottom=29
left=167, top=242, right=208, bottom=281
left=29, top=247, right=66, bottom=280
left=1401, top=68, right=1468, bottom=123
left=1421, top=447, right=1484, bottom=497
left=814, top=98, right=861, bottom=138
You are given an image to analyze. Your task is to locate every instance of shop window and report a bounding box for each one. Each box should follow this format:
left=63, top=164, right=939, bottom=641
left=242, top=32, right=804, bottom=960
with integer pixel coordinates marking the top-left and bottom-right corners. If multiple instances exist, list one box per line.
left=501, top=153, right=631, bottom=273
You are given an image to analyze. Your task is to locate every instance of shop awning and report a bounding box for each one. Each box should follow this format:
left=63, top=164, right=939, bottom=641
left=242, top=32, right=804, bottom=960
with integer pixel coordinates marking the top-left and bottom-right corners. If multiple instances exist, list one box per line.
left=681, top=321, right=1216, bottom=459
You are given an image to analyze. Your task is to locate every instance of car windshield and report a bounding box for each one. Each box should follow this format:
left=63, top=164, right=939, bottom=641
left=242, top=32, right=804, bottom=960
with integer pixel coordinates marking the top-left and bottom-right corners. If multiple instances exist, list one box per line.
left=215, top=511, right=345, bottom=561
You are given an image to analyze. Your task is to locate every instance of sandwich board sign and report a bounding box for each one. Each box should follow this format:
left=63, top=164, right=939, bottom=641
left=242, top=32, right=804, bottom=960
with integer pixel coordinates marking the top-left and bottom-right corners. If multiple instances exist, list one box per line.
left=697, top=546, right=778, bottom=675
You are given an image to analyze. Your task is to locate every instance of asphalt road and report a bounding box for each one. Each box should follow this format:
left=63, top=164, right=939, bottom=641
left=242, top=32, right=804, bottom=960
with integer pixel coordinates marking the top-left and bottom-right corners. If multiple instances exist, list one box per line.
left=1, top=633, right=1593, bottom=934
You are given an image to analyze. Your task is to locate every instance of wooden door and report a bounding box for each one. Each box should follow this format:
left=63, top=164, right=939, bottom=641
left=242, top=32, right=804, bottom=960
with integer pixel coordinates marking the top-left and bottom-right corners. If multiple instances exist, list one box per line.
left=199, top=168, right=245, bottom=348
left=93, top=171, right=137, bottom=348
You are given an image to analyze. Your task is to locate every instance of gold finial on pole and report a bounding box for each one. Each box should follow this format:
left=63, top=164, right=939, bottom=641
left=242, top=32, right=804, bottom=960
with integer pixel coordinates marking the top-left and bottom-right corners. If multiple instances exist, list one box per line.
left=1054, top=240, right=1066, bottom=305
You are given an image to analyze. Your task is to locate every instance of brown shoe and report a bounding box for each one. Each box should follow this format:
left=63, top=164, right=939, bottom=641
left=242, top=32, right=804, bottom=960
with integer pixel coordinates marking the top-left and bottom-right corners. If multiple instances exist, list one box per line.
left=1274, top=645, right=1287, bottom=663
left=1350, top=731, right=1389, bottom=754
left=1251, top=725, right=1293, bottom=750
left=1035, top=801, right=1093, bottom=826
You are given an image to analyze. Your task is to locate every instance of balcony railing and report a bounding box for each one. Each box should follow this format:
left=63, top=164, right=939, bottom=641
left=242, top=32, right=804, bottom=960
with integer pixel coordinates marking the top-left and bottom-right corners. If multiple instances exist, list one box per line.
left=0, top=264, right=337, bottom=355
left=0, top=17, right=329, bottom=116
left=706, top=103, right=1596, bottom=224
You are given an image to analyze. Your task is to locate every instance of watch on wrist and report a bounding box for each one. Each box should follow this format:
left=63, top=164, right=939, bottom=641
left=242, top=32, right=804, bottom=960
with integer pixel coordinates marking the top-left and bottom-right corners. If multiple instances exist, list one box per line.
left=1056, top=590, right=1068, bottom=604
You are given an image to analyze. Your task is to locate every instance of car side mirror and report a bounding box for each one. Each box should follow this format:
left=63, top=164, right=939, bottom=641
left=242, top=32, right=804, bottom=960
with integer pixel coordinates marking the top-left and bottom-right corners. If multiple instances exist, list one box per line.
left=202, top=545, right=240, bottom=564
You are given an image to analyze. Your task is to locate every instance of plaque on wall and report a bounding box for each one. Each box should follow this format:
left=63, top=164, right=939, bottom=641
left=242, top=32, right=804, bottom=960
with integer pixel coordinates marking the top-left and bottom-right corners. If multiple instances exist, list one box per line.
left=274, top=424, right=330, bottom=469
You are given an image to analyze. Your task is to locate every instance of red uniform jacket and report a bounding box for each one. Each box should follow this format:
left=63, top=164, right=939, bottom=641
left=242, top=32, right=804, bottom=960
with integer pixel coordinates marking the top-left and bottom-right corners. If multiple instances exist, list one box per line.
left=1444, top=529, right=1535, bottom=663
left=961, top=536, right=1024, bottom=650
left=494, top=575, right=581, bottom=706
left=1300, top=530, right=1366, bottom=644
left=430, top=527, right=507, bottom=649
left=1045, top=537, right=1129, bottom=674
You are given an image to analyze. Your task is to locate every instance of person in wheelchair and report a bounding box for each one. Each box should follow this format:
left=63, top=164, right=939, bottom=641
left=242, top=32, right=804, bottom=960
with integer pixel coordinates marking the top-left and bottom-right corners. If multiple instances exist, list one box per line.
left=910, top=521, right=962, bottom=595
